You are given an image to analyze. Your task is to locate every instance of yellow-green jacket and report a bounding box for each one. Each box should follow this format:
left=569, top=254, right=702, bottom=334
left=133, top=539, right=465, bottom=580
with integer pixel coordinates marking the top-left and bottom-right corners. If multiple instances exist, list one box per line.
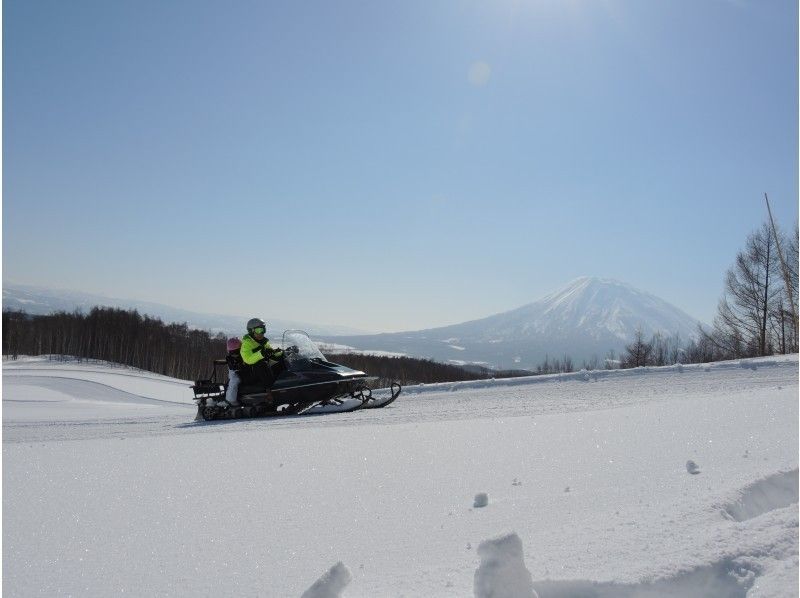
left=240, top=334, right=284, bottom=365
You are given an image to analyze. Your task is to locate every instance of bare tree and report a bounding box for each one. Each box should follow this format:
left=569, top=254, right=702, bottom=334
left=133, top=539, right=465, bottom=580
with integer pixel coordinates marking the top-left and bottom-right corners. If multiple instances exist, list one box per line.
left=650, top=332, right=667, bottom=366
left=707, top=223, right=782, bottom=357
left=623, top=327, right=652, bottom=367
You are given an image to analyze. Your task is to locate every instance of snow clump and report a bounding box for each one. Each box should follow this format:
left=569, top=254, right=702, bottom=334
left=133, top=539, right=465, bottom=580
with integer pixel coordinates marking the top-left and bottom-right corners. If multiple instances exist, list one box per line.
left=474, top=532, right=538, bottom=598
left=301, top=562, right=352, bottom=598
left=474, top=493, right=489, bottom=508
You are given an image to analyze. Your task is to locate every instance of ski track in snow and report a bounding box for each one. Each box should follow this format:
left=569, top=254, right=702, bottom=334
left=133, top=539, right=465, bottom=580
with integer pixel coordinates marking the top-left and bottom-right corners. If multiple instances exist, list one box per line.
left=5, top=375, right=189, bottom=406
left=2, top=355, right=798, bottom=597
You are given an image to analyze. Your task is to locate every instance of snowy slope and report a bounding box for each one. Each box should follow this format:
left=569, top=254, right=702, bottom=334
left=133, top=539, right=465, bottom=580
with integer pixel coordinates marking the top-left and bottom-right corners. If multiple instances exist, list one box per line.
left=3, top=354, right=798, bottom=597
left=324, top=277, right=704, bottom=369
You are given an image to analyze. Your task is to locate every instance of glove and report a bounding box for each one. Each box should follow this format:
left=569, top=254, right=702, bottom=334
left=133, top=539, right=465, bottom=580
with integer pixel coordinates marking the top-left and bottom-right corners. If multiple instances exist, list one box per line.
left=260, top=346, right=284, bottom=360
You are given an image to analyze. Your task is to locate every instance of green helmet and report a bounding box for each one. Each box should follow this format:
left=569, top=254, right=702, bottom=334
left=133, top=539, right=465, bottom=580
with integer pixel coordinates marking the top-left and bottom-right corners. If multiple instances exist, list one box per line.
left=247, top=317, right=266, bottom=334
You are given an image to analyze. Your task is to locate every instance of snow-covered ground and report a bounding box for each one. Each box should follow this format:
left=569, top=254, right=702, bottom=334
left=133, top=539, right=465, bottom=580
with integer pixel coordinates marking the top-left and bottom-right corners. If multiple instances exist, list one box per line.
left=3, top=355, right=798, bottom=597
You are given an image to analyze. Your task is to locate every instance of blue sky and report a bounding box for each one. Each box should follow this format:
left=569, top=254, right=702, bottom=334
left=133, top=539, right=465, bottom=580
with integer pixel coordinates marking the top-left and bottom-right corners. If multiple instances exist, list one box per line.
left=4, top=0, right=798, bottom=332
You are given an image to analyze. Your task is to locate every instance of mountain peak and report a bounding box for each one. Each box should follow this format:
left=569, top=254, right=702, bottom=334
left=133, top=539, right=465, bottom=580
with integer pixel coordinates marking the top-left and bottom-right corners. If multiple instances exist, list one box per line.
left=531, top=277, right=699, bottom=342
left=324, top=277, right=704, bottom=370
left=553, top=276, right=636, bottom=295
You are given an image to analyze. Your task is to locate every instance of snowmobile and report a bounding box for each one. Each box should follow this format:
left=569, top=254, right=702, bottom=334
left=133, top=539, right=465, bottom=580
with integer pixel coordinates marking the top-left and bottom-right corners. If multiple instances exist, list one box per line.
left=192, top=330, right=401, bottom=421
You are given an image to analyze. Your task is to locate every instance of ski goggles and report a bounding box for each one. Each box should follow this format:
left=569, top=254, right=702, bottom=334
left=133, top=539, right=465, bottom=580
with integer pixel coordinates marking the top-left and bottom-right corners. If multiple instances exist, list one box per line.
left=251, top=326, right=266, bottom=335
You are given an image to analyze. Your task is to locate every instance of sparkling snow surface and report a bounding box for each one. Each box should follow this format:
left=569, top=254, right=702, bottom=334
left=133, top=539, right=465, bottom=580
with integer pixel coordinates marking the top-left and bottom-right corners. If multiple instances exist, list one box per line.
left=3, top=355, right=798, bottom=597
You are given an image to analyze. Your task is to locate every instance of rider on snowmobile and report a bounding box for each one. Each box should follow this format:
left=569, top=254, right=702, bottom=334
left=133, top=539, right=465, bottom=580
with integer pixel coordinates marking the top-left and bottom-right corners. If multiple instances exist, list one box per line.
left=239, top=318, right=285, bottom=390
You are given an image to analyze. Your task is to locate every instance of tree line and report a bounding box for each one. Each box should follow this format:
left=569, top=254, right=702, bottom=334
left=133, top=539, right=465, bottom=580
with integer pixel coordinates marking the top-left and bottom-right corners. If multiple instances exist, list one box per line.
left=2, top=307, right=228, bottom=381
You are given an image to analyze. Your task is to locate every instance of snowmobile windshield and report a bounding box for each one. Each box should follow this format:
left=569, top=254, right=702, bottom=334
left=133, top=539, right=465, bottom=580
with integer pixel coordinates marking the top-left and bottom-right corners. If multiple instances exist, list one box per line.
left=280, top=330, right=326, bottom=368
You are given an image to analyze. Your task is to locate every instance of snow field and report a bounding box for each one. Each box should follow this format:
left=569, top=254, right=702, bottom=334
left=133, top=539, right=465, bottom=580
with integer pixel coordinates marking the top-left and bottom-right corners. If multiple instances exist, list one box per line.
left=3, top=355, right=798, bottom=596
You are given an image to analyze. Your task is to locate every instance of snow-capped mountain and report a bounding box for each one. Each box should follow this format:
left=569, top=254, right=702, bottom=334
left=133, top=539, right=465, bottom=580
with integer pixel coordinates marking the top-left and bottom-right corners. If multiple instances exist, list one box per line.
left=480, top=276, right=702, bottom=343
left=323, top=277, right=704, bottom=369
left=2, top=283, right=368, bottom=337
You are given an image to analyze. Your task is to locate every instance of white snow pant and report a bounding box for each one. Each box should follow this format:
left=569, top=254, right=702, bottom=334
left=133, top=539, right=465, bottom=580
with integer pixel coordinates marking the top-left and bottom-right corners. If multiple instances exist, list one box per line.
left=226, top=370, right=240, bottom=404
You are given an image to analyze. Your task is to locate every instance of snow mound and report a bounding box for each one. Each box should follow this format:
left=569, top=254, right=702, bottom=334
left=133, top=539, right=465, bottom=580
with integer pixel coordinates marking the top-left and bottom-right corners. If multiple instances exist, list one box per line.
left=301, top=562, right=352, bottom=598
left=722, top=469, right=799, bottom=522
left=474, top=493, right=489, bottom=508
left=474, top=532, right=537, bottom=598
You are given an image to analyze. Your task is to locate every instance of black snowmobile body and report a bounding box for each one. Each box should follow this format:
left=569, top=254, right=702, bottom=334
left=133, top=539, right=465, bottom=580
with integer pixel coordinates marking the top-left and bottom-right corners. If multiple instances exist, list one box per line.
left=192, top=330, right=401, bottom=421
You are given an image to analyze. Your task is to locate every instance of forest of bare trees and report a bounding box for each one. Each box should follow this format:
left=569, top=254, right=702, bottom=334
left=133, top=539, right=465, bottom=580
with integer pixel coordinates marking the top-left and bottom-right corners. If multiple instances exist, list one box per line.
left=2, top=307, right=228, bottom=381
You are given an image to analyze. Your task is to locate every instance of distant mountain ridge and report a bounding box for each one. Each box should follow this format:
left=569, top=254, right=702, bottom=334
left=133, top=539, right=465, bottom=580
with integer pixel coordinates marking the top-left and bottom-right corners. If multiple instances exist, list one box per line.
left=2, top=283, right=368, bottom=337
left=322, top=277, right=705, bottom=369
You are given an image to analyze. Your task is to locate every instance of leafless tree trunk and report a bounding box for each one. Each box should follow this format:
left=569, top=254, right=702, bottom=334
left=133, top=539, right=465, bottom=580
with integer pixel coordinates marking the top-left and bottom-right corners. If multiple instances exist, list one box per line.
left=765, top=194, right=799, bottom=351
